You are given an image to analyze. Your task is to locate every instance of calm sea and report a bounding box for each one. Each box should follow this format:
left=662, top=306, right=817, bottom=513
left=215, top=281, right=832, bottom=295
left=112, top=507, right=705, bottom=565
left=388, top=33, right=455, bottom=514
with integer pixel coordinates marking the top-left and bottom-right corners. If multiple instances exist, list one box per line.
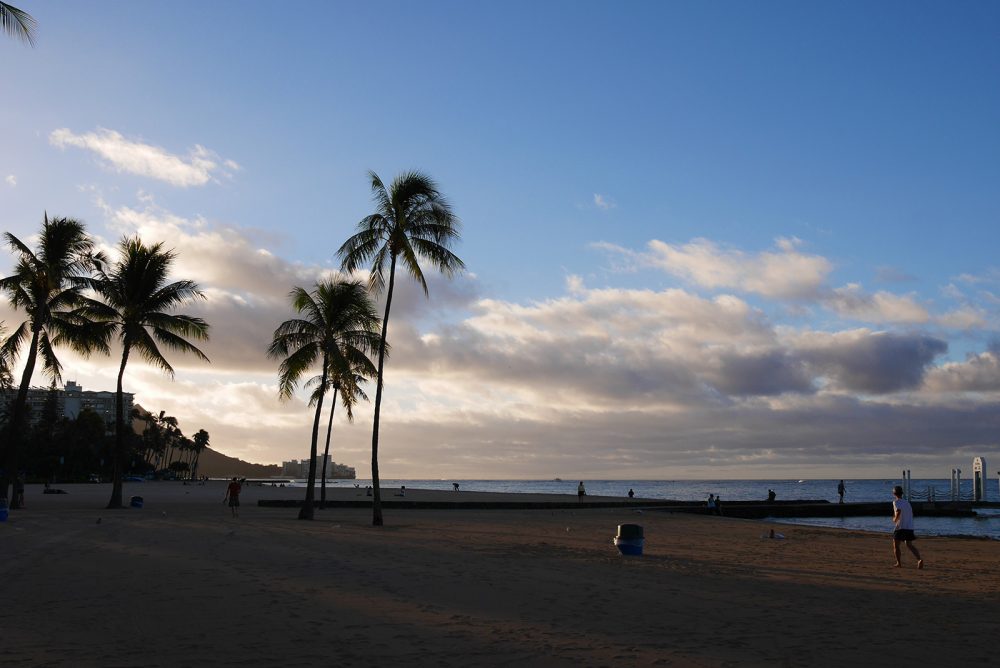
left=298, top=477, right=1000, bottom=540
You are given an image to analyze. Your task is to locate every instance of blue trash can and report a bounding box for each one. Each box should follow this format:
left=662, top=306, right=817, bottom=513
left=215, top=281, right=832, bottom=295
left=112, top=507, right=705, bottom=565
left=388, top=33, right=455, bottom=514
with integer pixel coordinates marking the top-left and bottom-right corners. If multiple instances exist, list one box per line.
left=129, top=496, right=144, bottom=509
left=614, top=523, right=644, bottom=555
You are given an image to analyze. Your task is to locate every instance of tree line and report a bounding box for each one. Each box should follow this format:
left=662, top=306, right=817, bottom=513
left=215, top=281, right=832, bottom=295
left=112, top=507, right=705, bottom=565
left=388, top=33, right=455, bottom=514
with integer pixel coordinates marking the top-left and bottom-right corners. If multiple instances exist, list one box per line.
left=2, top=170, right=462, bottom=526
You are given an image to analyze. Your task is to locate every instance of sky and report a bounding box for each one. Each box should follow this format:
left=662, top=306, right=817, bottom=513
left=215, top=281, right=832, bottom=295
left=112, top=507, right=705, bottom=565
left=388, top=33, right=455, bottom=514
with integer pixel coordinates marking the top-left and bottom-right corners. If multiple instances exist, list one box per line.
left=2, top=1, right=999, bottom=480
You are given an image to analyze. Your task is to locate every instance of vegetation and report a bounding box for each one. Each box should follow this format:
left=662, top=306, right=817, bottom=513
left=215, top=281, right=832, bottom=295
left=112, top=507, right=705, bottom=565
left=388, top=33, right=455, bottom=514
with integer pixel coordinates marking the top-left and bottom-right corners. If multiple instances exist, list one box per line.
left=84, top=236, right=210, bottom=508
left=0, top=215, right=107, bottom=507
left=310, top=358, right=372, bottom=505
left=338, top=171, right=463, bottom=526
left=267, top=279, right=379, bottom=520
left=0, top=2, right=36, bottom=46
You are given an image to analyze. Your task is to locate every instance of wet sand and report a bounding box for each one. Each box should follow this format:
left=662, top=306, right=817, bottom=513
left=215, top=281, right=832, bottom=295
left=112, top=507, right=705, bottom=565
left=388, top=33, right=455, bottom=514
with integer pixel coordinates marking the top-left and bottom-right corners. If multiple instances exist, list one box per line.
left=3, top=482, right=998, bottom=667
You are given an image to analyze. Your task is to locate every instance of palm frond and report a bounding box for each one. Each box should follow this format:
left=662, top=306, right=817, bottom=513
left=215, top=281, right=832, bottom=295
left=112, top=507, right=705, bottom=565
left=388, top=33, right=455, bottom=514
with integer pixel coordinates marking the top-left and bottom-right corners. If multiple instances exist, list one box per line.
left=0, top=2, right=36, bottom=47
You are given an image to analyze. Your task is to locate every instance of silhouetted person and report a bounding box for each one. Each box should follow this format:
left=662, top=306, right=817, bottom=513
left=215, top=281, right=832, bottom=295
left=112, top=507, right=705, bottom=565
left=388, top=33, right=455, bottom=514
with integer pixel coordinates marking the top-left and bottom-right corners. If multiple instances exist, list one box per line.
left=767, top=489, right=776, bottom=502
left=224, top=477, right=242, bottom=517
left=837, top=480, right=846, bottom=504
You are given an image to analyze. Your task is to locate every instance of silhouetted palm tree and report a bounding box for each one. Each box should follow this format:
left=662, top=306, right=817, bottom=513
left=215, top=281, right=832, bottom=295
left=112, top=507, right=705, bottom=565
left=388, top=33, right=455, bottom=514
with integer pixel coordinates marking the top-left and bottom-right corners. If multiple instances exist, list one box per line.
left=338, top=171, right=463, bottom=525
left=1, top=2, right=36, bottom=46
left=0, top=323, right=13, bottom=390
left=308, top=365, right=372, bottom=505
left=1, top=215, right=106, bottom=507
left=190, top=428, right=209, bottom=479
left=85, top=236, right=209, bottom=509
left=267, top=278, right=379, bottom=520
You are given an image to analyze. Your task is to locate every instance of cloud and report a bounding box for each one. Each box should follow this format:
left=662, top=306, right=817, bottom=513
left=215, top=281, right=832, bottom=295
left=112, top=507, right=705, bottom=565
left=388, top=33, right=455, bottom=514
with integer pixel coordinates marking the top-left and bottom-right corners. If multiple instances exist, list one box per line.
left=824, top=285, right=929, bottom=324
left=601, top=237, right=833, bottom=300
left=924, top=349, right=1000, bottom=393
left=793, top=329, right=947, bottom=394
left=593, top=193, right=615, bottom=210
left=49, top=128, right=239, bottom=187
left=7, top=206, right=996, bottom=478
left=5, top=174, right=15, bottom=187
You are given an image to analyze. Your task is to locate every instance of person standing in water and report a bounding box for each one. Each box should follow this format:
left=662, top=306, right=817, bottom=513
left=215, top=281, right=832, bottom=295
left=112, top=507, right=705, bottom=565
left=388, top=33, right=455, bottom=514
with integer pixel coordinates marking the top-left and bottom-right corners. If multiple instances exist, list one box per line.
left=577, top=481, right=586, bottom=500
left=891, top=485, right=923, bottom=569
left=837, top=480, right=846, bottom=504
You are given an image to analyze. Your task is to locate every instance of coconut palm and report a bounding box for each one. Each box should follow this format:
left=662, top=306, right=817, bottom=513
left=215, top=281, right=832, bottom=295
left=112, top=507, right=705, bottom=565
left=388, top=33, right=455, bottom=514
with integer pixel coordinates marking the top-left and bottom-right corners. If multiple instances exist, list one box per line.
left=308, top=365, right=372, bottom=505
left=84, top=236, right=209, bottom=509
left=267, top=278, right=380, bottom=520
left=1, top=2, right=36, bottom=46
left=190, top=428, right=209, bottom=479
left=0, top=323, right=13, bottom=390
left=338, top=171, right=463, bottom=526
left=1, top=215, right=106, bottom=507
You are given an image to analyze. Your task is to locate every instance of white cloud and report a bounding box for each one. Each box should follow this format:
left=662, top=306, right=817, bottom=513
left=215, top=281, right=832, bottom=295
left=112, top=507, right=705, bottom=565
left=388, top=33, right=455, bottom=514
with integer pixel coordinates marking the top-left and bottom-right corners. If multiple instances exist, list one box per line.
left=635, top=237, right=832, bottom=300
left=593, top=193, right=615, bottom=210
left=49, top=127, right=239, bottom=187
left=5, top=174, right=16, bottom=187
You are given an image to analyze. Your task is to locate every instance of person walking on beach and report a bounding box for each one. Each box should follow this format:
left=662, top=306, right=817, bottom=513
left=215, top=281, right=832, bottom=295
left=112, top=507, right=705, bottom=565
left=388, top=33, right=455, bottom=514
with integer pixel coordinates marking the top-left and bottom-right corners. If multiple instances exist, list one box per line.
left=891, top=485, right=923, bottom=569
left=837, top=480, right=846, bottom=504
left=577, top=481, right=586, bottom=500
left=224, top=477, right=242, bottom=518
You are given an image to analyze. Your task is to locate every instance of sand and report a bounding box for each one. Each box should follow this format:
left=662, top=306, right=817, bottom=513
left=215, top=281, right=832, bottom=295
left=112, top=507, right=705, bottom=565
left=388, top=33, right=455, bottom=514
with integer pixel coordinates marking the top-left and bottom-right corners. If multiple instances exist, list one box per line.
left=3, top=482, right=998, bottom=667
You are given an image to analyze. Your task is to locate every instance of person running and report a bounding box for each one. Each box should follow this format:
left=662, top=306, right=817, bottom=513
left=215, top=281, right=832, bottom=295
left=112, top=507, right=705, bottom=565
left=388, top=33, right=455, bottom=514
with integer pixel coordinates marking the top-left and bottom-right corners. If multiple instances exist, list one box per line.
left=891, top=485, right=923, bottom=569
left=837, top=480, right=846, bottom=504
left=224, top=477, right=242, bottom=517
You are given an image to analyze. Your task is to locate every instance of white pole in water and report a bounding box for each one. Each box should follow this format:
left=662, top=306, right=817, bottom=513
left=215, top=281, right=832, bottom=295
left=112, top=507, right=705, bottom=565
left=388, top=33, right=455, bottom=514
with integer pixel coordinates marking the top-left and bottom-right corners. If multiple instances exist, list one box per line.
left=951, top=469, right=957, bottom=501
left=956, top=468, right=962, bottom=500
left=972, top=457, right=986, bottom=502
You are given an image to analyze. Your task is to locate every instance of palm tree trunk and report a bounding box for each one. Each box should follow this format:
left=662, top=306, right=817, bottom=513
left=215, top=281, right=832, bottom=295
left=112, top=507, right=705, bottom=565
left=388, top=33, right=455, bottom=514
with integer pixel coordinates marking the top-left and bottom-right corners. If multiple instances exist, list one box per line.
left=1, top=327, right=40, bottom=509
left=108, top=346, right=130, bottom=509
left=299, top=360, right=327, bottom=520
left=370, top=255, right=397, bottom=526
left=320, top=388, right=338, bottom=506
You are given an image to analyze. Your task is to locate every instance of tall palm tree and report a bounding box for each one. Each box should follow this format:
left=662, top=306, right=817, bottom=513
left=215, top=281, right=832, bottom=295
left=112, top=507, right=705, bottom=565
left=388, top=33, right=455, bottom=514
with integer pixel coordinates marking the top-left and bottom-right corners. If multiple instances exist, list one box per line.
left=308, top=365, right=372, bottom=505
left=1, top=2, right=36, bottom=46
left=267, top=278, right=379, bottom=520
left=85, top=236, right=209, bottom=509
left=338, top=171, right=463, bottom=526
left=1, top=215, right=106, bottom=507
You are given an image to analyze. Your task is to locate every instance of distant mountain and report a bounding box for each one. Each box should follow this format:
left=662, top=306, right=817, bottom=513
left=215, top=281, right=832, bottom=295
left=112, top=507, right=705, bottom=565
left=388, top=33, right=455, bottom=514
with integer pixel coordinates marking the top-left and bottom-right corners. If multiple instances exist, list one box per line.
left=196, top=447, right=282, bottom=478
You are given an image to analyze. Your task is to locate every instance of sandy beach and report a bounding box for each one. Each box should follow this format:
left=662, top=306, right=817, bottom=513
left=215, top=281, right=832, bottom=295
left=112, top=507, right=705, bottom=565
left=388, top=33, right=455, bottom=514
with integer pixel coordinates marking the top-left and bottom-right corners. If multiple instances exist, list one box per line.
left=3, top=482, right=998, bottom=667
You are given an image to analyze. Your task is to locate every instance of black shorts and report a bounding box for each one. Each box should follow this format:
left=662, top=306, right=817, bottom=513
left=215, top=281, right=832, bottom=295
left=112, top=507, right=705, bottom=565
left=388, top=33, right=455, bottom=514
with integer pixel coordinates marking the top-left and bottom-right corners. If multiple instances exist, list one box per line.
left=893, top=529, right=916, bottom=542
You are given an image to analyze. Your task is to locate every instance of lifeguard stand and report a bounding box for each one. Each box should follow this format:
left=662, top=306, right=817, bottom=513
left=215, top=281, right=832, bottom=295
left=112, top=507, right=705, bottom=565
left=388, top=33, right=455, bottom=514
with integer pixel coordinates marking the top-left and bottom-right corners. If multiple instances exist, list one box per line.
left=972, top=457, right=987, bottom=502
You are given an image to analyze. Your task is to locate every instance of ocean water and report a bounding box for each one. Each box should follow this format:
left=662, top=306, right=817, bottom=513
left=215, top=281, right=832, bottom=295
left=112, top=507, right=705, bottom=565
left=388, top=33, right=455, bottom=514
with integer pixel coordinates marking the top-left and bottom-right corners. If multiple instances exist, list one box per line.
left=304, top=477, right=1000, bottom=540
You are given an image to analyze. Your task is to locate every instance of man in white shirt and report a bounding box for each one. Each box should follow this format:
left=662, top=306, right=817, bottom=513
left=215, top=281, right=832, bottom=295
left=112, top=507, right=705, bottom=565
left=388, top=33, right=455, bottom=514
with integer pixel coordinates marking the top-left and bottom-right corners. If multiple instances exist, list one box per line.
left=892, top=485, right=924, bottom=569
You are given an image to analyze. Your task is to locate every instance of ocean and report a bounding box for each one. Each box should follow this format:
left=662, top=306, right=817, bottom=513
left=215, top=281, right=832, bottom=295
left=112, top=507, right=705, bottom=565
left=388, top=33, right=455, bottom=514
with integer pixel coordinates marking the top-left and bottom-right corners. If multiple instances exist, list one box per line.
left=304, top=477, right=1000, bottom=540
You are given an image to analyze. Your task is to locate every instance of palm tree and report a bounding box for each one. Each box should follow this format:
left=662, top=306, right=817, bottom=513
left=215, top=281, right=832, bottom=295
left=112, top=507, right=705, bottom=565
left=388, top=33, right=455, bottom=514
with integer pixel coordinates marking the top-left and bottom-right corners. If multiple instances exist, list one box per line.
left=190, top=428, right=209, bottom=479
left=338, top=171, right=463, bottom=526
left=267, top=278, right=379, bottom=520
left=309, top=365, right=372, bottom=506
left=85, top=236, right=209, bottom=509
left=1, top=215, right=106, bottom=507
left=0, top=323, right=13, bottom=390
left=1, top=2, right=36, bottom=46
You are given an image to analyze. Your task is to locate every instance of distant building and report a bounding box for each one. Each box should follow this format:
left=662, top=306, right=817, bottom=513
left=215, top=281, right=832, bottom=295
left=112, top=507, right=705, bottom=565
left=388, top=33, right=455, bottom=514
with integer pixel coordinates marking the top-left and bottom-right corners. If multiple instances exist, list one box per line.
left=2, top=380, right=132, bottom=429
left=281, top=455, right=356, bottom=479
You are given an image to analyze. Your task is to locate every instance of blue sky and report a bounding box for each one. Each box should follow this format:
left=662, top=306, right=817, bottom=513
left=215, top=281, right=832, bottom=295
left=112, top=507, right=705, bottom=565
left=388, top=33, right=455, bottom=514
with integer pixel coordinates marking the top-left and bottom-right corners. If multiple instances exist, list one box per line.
left=2, top=1, right=999, bottom=479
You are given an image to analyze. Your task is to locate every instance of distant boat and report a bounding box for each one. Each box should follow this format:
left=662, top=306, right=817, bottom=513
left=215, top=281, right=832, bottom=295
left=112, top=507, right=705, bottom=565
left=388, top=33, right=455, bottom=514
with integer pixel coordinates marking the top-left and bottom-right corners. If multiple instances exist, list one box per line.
left=553, top=478, right=562, bottom=482
left=797, top=480, right=806, bottom=483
